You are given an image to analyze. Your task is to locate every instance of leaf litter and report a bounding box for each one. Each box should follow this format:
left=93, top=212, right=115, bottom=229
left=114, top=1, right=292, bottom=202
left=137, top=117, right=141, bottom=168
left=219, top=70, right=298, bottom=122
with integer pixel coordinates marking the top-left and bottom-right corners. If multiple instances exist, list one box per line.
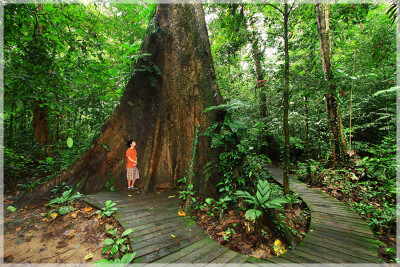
left=3, top=200, right=127, bottom=263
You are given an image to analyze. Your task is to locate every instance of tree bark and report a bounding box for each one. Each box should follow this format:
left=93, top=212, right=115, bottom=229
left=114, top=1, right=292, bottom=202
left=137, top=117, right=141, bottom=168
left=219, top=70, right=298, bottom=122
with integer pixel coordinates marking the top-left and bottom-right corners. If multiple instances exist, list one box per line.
left=22, top=4, right=223, bottom=205
left=283, top=2, right=290, bottom=195
left=33, top=4, right=52, bottom=157
left=315, top=2, right=347, bottom=166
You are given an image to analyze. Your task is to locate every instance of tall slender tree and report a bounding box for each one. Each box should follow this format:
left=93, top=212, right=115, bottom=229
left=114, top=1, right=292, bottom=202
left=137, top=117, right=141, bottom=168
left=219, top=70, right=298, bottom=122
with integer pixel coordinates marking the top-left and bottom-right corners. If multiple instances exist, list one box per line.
left=315, top=2, right=348, bottom=166
left=267, top=1, right=295, bottom=195
left=32, top=4, right=52, bottom=157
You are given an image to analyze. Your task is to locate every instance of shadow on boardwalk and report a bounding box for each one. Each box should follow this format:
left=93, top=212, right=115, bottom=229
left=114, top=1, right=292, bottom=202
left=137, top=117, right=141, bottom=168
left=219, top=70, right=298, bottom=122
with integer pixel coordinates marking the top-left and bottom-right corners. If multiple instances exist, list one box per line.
left=85, top=166, right=379, bottom=265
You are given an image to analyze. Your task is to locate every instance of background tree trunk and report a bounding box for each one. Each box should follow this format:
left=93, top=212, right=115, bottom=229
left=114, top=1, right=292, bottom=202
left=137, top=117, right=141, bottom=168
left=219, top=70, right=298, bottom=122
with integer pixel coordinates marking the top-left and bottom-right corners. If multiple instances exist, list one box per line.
left=283, top=2, right=290, bottom=195
left=33, top=4, right=51, bottom=157
left=23, top=4, right=224, bottom=204
left=315, top=2, right=348, bottom=166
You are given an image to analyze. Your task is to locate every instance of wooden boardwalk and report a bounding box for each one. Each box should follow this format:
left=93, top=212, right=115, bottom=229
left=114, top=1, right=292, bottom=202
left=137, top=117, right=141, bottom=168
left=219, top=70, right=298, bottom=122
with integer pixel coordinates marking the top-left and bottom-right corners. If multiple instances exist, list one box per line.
left=85, top=166, right=379, bottom=264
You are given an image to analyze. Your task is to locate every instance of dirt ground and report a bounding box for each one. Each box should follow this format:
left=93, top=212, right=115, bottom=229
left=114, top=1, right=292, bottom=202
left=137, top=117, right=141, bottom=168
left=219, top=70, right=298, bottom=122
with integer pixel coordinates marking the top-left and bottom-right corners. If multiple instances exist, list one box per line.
left=3, top=200, right=126, bottom=264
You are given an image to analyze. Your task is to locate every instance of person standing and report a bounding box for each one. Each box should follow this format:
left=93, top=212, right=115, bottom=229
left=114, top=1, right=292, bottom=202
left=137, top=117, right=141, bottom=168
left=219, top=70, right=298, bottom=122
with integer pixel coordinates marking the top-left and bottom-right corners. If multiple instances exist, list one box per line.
left=126, top=140, right=139, bottom=189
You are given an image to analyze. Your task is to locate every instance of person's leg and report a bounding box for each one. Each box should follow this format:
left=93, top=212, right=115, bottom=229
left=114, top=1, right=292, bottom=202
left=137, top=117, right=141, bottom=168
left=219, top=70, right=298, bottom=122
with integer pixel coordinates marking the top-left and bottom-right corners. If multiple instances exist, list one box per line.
left=127, top=168, right=133, bottom=188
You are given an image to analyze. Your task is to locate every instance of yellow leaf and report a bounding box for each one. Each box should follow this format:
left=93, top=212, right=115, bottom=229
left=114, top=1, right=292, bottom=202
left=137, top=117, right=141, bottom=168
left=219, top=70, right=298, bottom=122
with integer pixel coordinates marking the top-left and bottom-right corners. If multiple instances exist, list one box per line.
left=171, top=235, right=176, bottom=238
left=70, top=212, right=78, bottom=218
left=178, top=211, right=186, bottom=217
left=43, top=218, right=49, bottom=222
left=84, top=253, right=94, bottom=261
left=274, top=239, right=282, bottom=247
left=15, top=227, right=21, bottom=232
left=51, top=213, right=58, bottom=219
left=84, top=207, right=93, bottom=213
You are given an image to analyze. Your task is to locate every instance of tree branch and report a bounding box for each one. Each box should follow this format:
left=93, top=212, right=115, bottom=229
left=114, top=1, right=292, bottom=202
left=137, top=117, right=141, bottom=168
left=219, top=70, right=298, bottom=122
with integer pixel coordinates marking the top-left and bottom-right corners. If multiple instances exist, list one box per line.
left=266, top=3, right=284, bottom=15
left=288, top=1, right=296, bottom=15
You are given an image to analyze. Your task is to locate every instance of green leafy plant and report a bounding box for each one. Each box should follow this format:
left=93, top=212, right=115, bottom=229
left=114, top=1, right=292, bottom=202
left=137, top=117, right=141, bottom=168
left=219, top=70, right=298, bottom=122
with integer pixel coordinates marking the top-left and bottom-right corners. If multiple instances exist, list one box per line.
left=101, top=228, right=133, bottom=255
left=96, top=200, right=118, bottom=218
left=95, top=252, right=136, bottom=265
left=235, top=180, right=287, bottom=222
left=222, top=227, right=236, bottom=242
left=104, top=178, right=116, bottom=192
left=7, top=206, right=17, bottom=212
left=17, top=179, right=43, bottom=193
left=47, top=188, right=83, bottom=215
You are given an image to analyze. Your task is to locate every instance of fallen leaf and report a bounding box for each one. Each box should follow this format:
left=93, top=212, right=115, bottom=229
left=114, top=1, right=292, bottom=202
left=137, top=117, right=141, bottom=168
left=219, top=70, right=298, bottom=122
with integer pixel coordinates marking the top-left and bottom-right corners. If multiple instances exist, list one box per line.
left=70, top=212, right=78, bottom=218
left=128, top=195, right=132, bottom=197
left=84, top=253, right=94, bottom=261
left=178, top=211, right=186, bottom=216
left=171, top=235, right=176, bottom=238
left=3, top=254, right=13, bottom=263
left=168, top=195, right=176, bottom=198
left=15, top=227, right=21, bottom=232
left=42, top=218, right=49, bottom=222
left=62, top=229, right=75, bottom=239
left=50, top=213, right=58, bottom=219
left=84, top=207, right=93, bottom=213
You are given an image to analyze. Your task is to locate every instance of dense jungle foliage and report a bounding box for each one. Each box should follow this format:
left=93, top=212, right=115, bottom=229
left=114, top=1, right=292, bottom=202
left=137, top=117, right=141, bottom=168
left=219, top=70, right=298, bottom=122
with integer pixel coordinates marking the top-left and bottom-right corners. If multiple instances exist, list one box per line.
left=4, top=3, right=396, bottom=262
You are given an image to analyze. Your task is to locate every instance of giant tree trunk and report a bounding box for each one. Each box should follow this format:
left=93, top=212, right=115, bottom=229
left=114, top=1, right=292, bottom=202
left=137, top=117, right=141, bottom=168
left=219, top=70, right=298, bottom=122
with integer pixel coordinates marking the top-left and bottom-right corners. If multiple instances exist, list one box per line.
left=315, top=2, right=348, bottom=166
left=23, top=4, right=223, bottom=204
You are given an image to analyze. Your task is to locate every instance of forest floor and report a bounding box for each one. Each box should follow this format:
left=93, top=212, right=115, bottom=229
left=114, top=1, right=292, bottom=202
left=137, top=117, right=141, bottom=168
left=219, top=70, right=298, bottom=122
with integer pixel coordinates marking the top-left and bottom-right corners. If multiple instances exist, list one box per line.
left=3, top=197, right=126, bottom=264
left=193, top=201, right=310, bottom=258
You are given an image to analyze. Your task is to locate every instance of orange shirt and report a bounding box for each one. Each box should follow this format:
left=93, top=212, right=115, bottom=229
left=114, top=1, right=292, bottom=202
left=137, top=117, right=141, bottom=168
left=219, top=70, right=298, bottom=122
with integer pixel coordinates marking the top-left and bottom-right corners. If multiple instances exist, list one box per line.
left=126, top=148, right=137, bottom=168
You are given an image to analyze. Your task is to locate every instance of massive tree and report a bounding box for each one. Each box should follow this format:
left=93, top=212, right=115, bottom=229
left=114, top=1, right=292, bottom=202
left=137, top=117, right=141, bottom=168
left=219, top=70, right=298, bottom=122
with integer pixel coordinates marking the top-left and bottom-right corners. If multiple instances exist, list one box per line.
left=24, top=3, right=223, bottom=204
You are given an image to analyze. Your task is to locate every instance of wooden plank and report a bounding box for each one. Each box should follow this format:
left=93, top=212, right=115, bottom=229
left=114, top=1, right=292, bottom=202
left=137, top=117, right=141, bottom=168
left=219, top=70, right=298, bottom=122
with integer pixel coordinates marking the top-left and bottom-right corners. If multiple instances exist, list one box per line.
left=129, top=220, right=184, bottom=239
left=311, top=211, right=370, bottom=226
left=226, top=254, right=249, bottom=264
left=280, top=250, right=319, bottom=263
left=191, top=244, right=229, bottom=265
left=153, top=237, right=213, bottom=263
left=295, top=241, right=372, bottom=263
left=307, top=229, right=378, bottom=254
left=131, top=223, right=188, bottom=244
left=310, top=219, right=373, bottom=236
left=132, top=223, right=202, bottom=251
left=208, top=249, right=239, bottom=264
left=310, top=223, right=378, bottom=243
left=311, top=214, right=372, bottom=232
left=118, top=206, right=180, bottom=223
left=124, top=216, right=185, bottom=233
left=120, top=209, right=180, bottom=228
left=132, top=223, right=199, bottom=249
left=164, top=239, right=220, bottom=264
left=300, top=234, right=378, bottom=261
left=118, top=203, right=180, bottom=219
left=287, top=249, right=332, bottom=263
left=135, top=232, right=206, bottom=263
